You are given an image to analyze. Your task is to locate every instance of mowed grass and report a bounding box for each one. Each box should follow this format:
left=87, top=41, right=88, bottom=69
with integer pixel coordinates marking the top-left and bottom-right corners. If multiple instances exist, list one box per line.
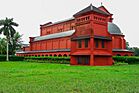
left=0, top=62, right=139, bottom=93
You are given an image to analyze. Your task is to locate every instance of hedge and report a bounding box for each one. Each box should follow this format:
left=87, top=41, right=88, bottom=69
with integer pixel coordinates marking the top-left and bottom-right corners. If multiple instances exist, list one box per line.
left=25, top=56, right=139, bottom=64
left=24, top=56, right=70, bottom=64
left=1, top=55, right=138, bottom=65
left=113, top=56, right=139, bottom=64
left=0, top=55, right=24, bottom=61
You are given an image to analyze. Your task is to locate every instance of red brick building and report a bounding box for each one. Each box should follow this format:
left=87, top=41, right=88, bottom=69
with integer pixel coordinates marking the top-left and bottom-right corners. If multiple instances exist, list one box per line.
left=16, top=4, right=133, bottom=66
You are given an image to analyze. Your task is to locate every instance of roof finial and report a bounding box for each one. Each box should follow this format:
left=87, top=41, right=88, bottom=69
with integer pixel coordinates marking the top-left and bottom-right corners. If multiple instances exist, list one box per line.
left=101, top=2, right=103, bottom=6
left=90, top=3, right=93, bottom=10
left=90, top=3, right=92, bottom=6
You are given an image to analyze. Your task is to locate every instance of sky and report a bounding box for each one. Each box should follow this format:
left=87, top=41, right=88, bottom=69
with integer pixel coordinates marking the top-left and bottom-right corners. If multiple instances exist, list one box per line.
left=0, top=0, right=138, bottom=47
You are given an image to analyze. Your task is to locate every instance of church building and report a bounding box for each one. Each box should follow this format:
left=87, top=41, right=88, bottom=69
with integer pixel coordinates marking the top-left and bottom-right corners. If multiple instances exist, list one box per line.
left=16, top=4, right=133, bottom=66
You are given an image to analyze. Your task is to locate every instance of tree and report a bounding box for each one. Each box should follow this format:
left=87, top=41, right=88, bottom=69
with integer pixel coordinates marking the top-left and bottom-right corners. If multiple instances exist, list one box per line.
left=0, top=32, right=23, bottom=55
left=131, top=47, right=139, bottom=56
left=126, top=42, right=130, bottom=49
left=0, top=17, right=18, bottom=61
left=9, top=32, right=23, bottom=55
left=0, top=37, right=6, bottom=55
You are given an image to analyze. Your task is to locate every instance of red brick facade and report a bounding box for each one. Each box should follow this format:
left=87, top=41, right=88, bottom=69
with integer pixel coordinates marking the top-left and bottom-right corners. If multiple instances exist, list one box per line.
left=16, top=4, right=133, bottom=66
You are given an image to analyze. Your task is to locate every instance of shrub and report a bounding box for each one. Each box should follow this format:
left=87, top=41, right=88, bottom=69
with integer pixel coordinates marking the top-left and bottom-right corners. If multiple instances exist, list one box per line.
left=24, top=56, right=70, bottom=64
left=0, top=55, right=24, bottom=61
left=114, top=62, right=128, bottom=66
left=113, top=56, right=139, bottom=64
left=0, top=55, right=6, bottom=61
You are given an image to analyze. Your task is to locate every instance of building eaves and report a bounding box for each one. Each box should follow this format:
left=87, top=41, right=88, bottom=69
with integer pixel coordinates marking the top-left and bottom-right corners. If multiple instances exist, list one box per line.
left=16, top=48, right=70, bottom=54
left=71, top=35, right=90, bottom=40
left=94, top=35, right=112, bottom=40
left=112, top=49, right=133, bottom=52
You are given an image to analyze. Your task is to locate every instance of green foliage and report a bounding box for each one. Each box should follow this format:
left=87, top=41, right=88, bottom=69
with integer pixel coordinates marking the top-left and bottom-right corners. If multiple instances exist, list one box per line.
left=0, top=55, right=24, bottom=61
left=9, top=32, right=23, bottom=55
left=126, top=42, right=130, bottom=49
left=125, top=41, right=139, bottom=56
left=113, top=56, right=139, bottom=64
left=0, top=17, right=19, bottom=61
left=25, top=56, right=70, bottom=64
left=114, top=62, right=128, bottom=66
left=0, top=17, right=19, bottom=42
left=0, top=62, right=139, bottom=93
left=25, top=56, right=139, bottom=65
left=131, top=47, right=139, bottom=56
left=0, top=32, right=22, bottom=55
left=0, top=38, right=6, bottom=54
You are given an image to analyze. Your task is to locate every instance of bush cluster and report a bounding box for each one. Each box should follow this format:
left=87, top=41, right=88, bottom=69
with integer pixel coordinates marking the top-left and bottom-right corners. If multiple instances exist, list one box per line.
left=25, top=56, right=70, bottom=64
left=113, top=56, right=139, bottom=64
left=0, top=55, right=24, bottom=61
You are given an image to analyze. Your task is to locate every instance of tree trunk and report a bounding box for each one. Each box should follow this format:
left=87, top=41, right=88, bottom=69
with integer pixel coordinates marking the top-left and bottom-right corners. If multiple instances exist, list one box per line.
left=6, top=40, right=9, bottom=61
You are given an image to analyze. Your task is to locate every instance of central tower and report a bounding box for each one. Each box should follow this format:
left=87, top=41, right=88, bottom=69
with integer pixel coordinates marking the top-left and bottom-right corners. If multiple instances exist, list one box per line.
left=70, top=4, right=113, bottom=66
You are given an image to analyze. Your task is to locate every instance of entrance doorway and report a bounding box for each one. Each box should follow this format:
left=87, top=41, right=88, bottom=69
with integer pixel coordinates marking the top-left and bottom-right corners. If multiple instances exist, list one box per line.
left=77, top=56, right=90, bottom=65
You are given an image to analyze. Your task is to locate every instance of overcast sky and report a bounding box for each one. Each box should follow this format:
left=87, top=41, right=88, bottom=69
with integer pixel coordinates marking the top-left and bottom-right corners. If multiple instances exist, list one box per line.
left=0, top=0, right=138, bottom=47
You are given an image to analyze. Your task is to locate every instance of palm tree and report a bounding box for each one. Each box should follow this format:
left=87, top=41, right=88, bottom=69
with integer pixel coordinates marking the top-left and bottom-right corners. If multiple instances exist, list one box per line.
left=0, top=17, right=18, bottom=61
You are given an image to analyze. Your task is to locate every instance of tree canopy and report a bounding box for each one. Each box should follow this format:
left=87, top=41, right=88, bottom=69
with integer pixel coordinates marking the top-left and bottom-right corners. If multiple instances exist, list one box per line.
left=0, top=17, right=19, bottom=60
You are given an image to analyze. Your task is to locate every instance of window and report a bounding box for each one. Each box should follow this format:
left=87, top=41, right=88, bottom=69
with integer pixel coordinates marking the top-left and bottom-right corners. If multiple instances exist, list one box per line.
left=78, top=40, right=82, bottom=48
left=116, top=54, right=121, bottom=56
left=77, top=57, right=82, bottom=64
left=77, top=56, right=90, bottom=65
left=85, top=39, right=89, bottom=48
left=71, top=26, right=74, bottom=30
left=95, top=40, right=99, bottom=48
left=102, top=40, right=105, bottom=48
left=63, top=54, right=67, bottom=57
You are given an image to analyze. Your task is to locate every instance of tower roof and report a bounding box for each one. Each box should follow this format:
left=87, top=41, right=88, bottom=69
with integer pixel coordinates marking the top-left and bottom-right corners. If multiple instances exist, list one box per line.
left=98, top=5, right=112, bottom=15
left=74, top=4, right=110, bottom=17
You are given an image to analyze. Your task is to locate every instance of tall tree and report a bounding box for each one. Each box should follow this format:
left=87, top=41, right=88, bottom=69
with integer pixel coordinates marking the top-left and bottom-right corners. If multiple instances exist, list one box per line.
left=0, top=17, right=18, bottom=61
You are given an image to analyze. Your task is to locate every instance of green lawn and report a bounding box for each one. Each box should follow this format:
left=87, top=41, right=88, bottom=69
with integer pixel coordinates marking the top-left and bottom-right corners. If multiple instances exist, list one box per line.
left=0, top=62, right=139, bottom=93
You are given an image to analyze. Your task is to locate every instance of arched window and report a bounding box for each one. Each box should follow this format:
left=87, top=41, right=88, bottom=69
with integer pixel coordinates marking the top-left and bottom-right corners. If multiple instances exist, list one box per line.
left=124, top=54, right=128, bottom=56
left=54, top=54, right=57, bottom=57
left=49, top=54, right=52, bottom=56
left=63, top=54, right=67, bottom=57
left=116, top=54, right=121, bottom=56
left=58, top=54, right=62, bottom=57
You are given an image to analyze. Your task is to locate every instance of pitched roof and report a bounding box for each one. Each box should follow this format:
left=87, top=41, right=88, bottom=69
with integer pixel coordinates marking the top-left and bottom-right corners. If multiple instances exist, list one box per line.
left=41, top=17, right=75, bottom=27
left=98, top=6, right=112, bottom=15
left=34, top=30, right=75, bottom=41
left=74, top=4, right=110, bottom=17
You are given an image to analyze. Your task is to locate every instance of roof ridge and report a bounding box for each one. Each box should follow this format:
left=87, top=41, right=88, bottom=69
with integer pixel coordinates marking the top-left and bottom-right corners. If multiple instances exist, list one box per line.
left=74, top=4, right=110, bottom=17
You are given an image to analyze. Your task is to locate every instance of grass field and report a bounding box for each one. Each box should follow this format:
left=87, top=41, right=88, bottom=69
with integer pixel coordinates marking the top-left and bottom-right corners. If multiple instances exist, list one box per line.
left=0, top=62, right=139, bottom=93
